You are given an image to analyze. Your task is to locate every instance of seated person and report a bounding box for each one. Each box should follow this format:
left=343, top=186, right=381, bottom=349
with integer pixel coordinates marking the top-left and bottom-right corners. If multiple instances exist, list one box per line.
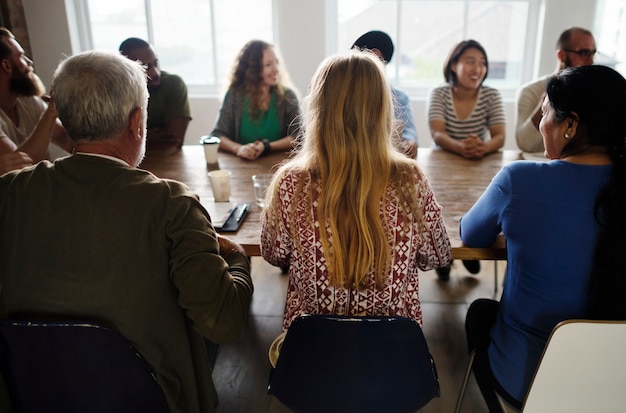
left=119, top=37, right=192, bottom=155
left=351, top=30, right=418, bottom=158
left=0, top=27, right=72, bottom=173
left=0, top=50, right=254, bottom=413
left=427, top=39, right=505, bottom=159
left=516, top=27, right=596, bottom=153
left=211, top=40, right=301, bottom=160
left=460, top=65, right=626, bottom=411
left=427, top=39, right=506, bottom=279
left=261, top=51, right=451, bottom=365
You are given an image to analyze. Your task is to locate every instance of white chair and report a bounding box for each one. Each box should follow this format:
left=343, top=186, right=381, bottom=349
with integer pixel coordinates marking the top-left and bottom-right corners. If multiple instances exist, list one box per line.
left=456, top=319, right=626, bottom=413
left=521, top=319, right=626, bottom=413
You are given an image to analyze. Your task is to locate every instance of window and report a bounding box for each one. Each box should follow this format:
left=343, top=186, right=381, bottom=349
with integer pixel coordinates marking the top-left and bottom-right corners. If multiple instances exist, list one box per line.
left=329, top=0, right=539, bottom=96
left=594, top=0, right=626, bottom=76
left=72, top=0, right=273, bottom=93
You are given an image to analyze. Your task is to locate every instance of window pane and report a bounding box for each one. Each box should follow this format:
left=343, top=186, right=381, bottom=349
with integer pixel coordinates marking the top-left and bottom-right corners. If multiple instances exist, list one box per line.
left=336, top=0, right=529, bottom=90
left=86, top=0, right=272, bottom=88
left=150, top=0, right=213, bottom=85
left=213, top=0, right=273, bottom=85
left=595, top=0, right=626, bottom=76
left=338, top=1, right=397, bottom=79
left=398, top=1, right=465, bottom=87
left=466, top=1, right=528, bottom=87
left=87, top=0, right=147, bottom=51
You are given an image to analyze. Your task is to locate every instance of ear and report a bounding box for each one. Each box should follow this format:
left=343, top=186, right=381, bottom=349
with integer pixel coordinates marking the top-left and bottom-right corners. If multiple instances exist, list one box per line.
left=128, top=107, right=144, bottom=141
left=556, top=49, right=566, bottom=65
left=1, top=58, right=12, bottom=73
left=565, top=113, right=580, bottom=137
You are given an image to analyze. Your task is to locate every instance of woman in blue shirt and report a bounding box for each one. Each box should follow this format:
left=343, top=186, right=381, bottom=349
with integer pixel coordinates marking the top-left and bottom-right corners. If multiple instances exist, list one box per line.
left=460, top=65, right=626, bottom=411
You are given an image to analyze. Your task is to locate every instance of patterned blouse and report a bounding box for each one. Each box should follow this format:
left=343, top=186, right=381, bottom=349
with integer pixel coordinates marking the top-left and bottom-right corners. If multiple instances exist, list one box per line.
left=260, top=166, right=452, bottom=331
left=428, top=84, right=506, bottom=141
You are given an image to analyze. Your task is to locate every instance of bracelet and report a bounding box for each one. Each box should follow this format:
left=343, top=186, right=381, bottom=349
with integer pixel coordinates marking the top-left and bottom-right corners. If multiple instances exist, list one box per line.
left=262, top=139, right=271, bottom=155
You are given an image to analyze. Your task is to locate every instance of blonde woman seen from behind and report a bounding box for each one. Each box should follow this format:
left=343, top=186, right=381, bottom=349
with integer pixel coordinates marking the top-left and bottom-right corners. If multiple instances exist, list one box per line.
left=261, top=51, right=452, bottom=365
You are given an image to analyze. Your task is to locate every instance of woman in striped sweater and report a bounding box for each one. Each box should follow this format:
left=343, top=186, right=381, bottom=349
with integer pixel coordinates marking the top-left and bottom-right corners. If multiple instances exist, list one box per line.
left=428, top=39, right=506, bottom=159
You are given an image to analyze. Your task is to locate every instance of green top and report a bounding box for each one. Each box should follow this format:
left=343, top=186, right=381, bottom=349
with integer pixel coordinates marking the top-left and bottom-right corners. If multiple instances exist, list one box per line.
left=238, top=94, right=282, bottom=144
left=147, top=71, right=191, bottom=130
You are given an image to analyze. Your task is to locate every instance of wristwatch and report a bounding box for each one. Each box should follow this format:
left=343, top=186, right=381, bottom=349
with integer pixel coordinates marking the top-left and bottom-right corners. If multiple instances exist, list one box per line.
left=262, top=139, right=271, bottom=155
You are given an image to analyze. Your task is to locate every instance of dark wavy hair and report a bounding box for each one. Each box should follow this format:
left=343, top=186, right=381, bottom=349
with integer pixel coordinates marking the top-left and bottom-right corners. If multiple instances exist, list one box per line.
left=443, top=39, right=489, bottom=86
left=547, top=65, right=626, bottom=319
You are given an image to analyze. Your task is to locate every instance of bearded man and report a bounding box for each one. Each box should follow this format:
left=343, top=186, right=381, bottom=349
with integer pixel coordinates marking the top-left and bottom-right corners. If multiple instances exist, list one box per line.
left=0, top=27, right=72, bottom=174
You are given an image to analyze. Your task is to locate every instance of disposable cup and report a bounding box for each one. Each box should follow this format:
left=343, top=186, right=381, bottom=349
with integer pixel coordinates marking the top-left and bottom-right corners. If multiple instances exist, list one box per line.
left=252, top=174, right=273, bottom=208
left=208, top=170, right=231, bottom=202
left=200, top=135, right=221, bottom=165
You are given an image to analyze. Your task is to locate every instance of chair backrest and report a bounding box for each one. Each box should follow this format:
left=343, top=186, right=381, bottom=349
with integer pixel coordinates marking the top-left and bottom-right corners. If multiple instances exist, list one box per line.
left=522, top=319, right=626, bottom=413
left=267, top=314, right=440, bottom=413
left=0, top=319, right=170, bottom=413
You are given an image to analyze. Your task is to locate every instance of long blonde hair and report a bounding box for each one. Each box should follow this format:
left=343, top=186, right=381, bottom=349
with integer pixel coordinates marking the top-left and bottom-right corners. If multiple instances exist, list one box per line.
left=264, top=51, right=423, bottom=290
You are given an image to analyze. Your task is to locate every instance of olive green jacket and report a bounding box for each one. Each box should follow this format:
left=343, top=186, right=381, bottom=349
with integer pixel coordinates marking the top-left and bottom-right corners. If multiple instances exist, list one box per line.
left=0, top=154, right=253, bottom=413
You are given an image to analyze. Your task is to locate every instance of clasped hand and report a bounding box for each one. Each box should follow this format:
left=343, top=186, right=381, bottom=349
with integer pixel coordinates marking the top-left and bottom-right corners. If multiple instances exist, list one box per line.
left=236, top=141, right=265, bottom=160
left=461, top=135, right=487, bottom=159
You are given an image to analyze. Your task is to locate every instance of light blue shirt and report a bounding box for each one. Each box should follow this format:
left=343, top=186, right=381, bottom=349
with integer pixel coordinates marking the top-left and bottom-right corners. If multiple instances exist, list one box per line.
left=392, top=87, right=417, bottom=144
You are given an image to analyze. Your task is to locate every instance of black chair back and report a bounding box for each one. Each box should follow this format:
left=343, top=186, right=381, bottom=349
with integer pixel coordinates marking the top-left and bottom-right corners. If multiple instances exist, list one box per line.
left=267, top=314, right=439, bottom=413
left=0, top=320, right=169, bottom=413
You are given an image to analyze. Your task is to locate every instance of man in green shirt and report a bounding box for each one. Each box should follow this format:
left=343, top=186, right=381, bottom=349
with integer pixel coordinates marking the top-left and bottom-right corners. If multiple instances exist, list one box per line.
left=120, top=37, right=192, bottom=155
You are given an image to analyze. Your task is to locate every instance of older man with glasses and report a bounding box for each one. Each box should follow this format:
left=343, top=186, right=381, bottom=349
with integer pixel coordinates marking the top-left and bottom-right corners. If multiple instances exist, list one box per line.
left=515, top=27, right=596, bottom=153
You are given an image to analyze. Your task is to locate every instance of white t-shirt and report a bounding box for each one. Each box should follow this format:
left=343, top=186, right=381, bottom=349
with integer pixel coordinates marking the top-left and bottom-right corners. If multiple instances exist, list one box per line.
left=0, top=96, right=69, bottom=160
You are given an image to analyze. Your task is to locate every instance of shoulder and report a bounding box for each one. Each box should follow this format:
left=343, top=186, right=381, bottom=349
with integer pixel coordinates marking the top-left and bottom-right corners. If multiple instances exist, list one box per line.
left=519, top=74, right=550, bottom=91
left=282, top=87, right=297, bottom=98
left=429, top=85, right=452, bottom=102
left=114, top=164, right=200, bottom=206
left=480, top=85, right=502, bottom=97
left=430, top=84, right=450, bottom=95
left=281, top=87, right=299, bottom=104
left=392, top=87, right=410, bottom=104
left=480, top=85, right=503, bottom=104
left=160, top=71, right=186, bottom=86
left=500, top=160, right=548, bottom=181
left=280, top=167, right=306, bottom=183
left=276, top=167, right=312, bottom=190
left=224, top=87, right=245, bottom=101
left=516, top=75, right=550, bottom=100
left=17, top=96, right=46, bottom=113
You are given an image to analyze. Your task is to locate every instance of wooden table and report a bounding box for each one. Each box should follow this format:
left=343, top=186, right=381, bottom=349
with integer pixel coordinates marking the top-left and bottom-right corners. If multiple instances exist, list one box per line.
left=140, top=146, right=522, bottom=260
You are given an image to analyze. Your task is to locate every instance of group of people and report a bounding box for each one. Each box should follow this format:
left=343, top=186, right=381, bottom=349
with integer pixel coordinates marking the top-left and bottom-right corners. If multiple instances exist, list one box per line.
left=209, top=30, right=420, bottom=161
left=0, top=23, right=624, bottom=413
left=0, top=30, right=194, bottom=175
left=260, top=25, right=626, bottom=413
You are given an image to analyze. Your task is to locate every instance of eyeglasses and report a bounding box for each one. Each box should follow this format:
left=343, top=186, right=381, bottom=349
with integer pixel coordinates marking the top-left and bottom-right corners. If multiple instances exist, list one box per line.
left=563, top=48, right=597, bottom=58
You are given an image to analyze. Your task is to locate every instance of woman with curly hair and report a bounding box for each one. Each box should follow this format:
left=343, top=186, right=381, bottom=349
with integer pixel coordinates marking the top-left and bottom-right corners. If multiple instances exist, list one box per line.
left=211, top=40, right=301, bottom=160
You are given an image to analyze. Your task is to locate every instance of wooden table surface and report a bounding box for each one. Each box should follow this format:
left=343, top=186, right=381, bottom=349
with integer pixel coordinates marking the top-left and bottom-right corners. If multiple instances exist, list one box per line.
left=140, top=146, right=522, bottom=260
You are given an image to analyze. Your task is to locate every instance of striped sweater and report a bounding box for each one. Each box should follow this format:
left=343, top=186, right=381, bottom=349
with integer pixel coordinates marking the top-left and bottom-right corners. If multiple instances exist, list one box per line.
left=428, top=84, right=506, bottom=141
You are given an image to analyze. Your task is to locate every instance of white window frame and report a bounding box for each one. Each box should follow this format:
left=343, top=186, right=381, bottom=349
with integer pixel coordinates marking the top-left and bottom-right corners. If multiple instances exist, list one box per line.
left=69, top=0, right=277, bottom=96
left=325, top=0, right=542, bottom=100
